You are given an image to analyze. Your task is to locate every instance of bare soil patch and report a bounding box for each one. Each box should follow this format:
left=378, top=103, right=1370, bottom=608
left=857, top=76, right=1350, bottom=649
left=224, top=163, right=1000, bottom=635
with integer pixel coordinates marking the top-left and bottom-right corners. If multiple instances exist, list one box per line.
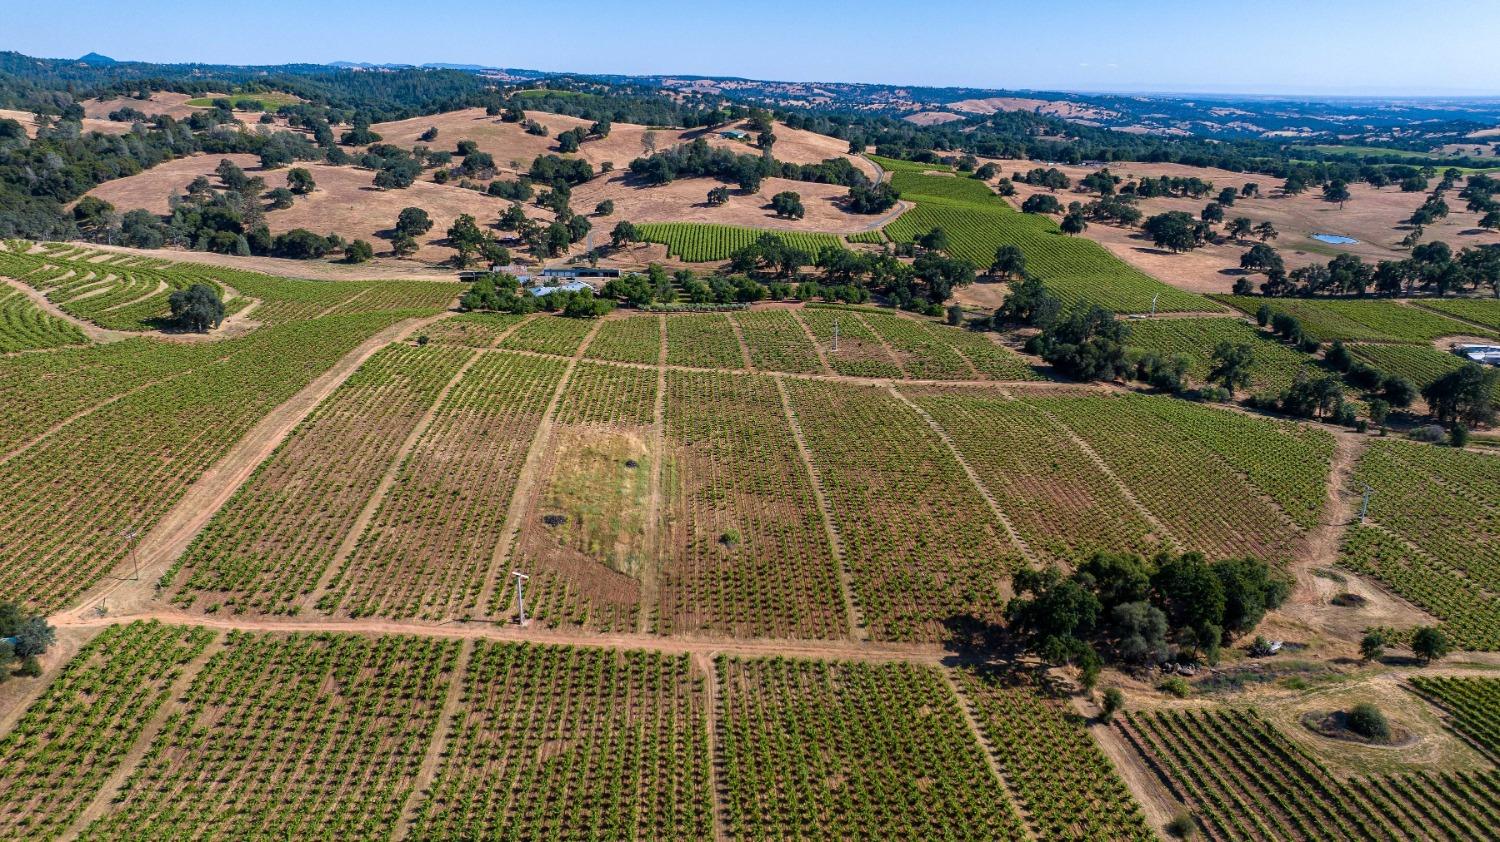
left=0, top=108, right=132, bottom=138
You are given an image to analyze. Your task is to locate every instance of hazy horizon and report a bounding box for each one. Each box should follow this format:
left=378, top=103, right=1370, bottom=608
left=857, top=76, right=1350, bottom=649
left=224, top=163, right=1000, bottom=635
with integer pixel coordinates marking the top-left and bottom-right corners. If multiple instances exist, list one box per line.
left=8, top=0, right=1500, bottom=99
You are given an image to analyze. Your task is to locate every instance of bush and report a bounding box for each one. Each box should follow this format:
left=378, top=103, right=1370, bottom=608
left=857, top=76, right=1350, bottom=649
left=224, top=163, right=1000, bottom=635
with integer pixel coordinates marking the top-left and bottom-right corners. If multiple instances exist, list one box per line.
left=1196, top=385, right=1231, bottom=403
left=17, top=655, right=42, bottom=678
left=1166, top=811, right=1197, bottom=839
left=1158, top=676, right=1191, bottom=698
left=1451, top=424, right=1470, bottom=448
left=1410, top=424, right=1447, bottom=443
left=1346, top=703, right=1390, bottom=740
left=344, top=239, right=373, bottom=263
left=1100, top=687, right=1125, bottom=721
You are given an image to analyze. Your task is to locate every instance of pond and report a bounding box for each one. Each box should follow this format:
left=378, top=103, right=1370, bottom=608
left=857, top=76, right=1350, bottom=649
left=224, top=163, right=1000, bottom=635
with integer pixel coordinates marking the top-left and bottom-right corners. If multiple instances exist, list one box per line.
left=1310, top=233, right=1359, bottom=245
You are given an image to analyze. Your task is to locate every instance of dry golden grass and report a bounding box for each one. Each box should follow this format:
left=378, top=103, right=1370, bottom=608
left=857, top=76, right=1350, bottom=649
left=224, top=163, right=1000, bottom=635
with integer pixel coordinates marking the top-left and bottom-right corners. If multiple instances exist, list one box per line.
left=0, top=108, right=133, bottom=138
left=994, top=159, right=1500, bottom=295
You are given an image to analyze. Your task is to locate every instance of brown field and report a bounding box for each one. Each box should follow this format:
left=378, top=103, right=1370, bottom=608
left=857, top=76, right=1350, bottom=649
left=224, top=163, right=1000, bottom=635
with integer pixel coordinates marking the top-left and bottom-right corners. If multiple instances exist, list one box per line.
left=81, top=111, right=893, bottom=267
left=86, top=153, right=263, bottom=214
left=997, top=159, right=1500, bottom=295
left=372, top=110, right=877, bottom=181
left=0, top=108, right=133, bottom=138
left=79, top=92, right=205, bottom=121
left=904, top=111, right=965, bottom=126
left=572, top=174, right=901, bottom=234
left=83, top=154, right=547, bottom=263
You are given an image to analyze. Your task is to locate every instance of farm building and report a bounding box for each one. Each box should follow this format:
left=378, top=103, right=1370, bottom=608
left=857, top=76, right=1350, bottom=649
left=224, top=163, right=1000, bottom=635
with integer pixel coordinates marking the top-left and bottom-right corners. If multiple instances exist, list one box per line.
left=1455, top=344, right=1500, bottom=366
left=527, top=281, right=593, bottom=297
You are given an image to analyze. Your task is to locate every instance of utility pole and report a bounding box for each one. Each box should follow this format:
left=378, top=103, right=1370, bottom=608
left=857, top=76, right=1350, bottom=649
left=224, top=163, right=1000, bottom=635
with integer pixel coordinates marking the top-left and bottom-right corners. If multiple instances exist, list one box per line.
left=120, top=527, right=140, bottom=581
left=832, top=317, right=840, bottom=353
left=1357, top=484, right=1374, bottom=523
left=511, top=571, right=530, bottom=626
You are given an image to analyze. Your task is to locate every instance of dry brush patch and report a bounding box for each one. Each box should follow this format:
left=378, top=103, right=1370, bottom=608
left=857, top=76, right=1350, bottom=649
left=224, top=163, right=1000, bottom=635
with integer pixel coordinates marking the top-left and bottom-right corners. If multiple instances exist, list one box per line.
left=510, top=361, right=657, bottom=632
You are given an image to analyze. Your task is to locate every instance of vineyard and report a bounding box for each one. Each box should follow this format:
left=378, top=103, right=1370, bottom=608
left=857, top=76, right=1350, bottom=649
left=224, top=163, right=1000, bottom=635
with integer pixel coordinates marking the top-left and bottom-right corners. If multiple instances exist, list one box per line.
left=497, top=313, right=597, bottom=356
left=1415, top=298, right=1500, bottom=332
left=799, top=305, right=906, bottom=378
left=845, top=228, right=886, bottom=244
left=0, top=621, right=215, bottom=841
left=957, top=669, right=1155, bottom=840
left=422, top=311, right=530, bottom=347
left=731, top=308, right=825, bottom=373
left=1214, top=295, right=1487, bottom=343
left=0, top=336, right=204, bottom=453
left=634, top=222, right=846, bottom=262
left=79, top=631, right=460, bottom=841
left=411, top=641, right=712, bottom=841
left=321, top=350, right=567, bottom=620
left=1125, top=316, right=1326, bottom=395
left=784, top=378, right=1021, bottom=641
left=1408, top=676, right=1500, bottom=761
left=0, top=242, right=248, bottom=331
left=880, top=169, right=1212, bottom=314
left=657, top=370, right=848, bottom=638
left=168, top=343, right=476, bottom=614
left=0, top=285, right=86, bottom=352
left=912, top=389, right=1166, bottom=563
left=585, top=312, right=662, bottom=364
left=716, top=656, right=1027, bottom=840
left=0, top=311, right=416, bottom=612
left=663, top=311, right=746, bottom=369
left=1351, top=342, right=1500, bottom=396
left=1118, top=706, right=1500, bottom=841
left=1340, top=440, right=1500, bottom=649
left=1038, top=392, right=1326, bottom=556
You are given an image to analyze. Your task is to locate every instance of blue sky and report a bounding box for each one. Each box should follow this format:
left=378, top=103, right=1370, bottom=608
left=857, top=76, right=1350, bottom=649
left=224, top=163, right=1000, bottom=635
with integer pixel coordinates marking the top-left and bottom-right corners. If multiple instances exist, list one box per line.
left=8, top=0, right=1500, bottom=96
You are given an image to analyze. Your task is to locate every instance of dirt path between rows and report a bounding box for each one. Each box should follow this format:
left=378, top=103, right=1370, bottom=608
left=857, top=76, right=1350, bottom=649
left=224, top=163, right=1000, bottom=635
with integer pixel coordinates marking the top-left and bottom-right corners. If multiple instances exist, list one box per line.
left=1070, top=695, right=1185, bottom=835
left=54, top=608, right=947, bottom=664
left=638, top=315, right=669, bottom=634
left=725, top=311, right=756, bottom=370
left=1022, top=394, right=1183, bottom=552
left=694, top=651, right=730, bottom=842
left=63, top=313, right=451, bottom=621
left=392, top=637, right=474, bottom=841
left=941, top=670, right=1036, bottom=840
left=1271, top=431, right=1435, bottom=650
left=299, top=344, right=489, bottom=613
left=789, top=307, right=836, bottom=375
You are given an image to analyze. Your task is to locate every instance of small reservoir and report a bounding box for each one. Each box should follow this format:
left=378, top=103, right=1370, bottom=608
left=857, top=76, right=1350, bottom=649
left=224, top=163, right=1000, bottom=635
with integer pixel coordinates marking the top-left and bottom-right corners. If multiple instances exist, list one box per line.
left=1310, top=233, right=1359, bottom=245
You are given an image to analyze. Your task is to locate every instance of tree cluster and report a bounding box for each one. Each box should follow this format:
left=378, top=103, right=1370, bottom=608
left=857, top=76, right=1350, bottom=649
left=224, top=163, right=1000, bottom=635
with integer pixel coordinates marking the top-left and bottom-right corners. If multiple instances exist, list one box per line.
left=1008, top=551, right=1291, bottom=685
